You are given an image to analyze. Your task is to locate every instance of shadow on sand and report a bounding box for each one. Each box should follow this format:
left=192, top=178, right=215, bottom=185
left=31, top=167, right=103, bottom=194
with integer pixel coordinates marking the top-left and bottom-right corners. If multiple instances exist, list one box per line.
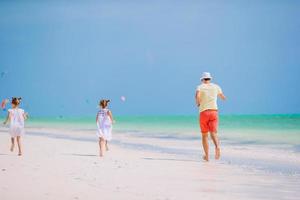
left=143, top=157, right=200, bottom=163
left=64, top=153, right=98, bottom=157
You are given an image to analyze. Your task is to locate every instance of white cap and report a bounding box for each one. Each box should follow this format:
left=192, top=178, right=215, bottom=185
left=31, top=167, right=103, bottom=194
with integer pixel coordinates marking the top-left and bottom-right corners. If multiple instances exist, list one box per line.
left=200, top=72, right=212, bottom=81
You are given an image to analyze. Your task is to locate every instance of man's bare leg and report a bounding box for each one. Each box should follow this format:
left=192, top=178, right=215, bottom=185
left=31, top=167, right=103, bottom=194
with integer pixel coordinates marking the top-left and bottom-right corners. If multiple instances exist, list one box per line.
left=202, top=133, right=209, bottom=161
left=10, top=137, right=15, bottom=152
left=16, top=136, right=22, bottom=156
left=210, top=132, right=220, bottom=159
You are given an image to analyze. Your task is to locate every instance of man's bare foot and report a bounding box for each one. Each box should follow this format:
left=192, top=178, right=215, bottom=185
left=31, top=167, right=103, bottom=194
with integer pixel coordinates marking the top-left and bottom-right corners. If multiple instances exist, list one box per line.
left=18, top=152, right=22, bottom=156
left=202, top=155, right=209, bottom=162
left=215, top=148, right=221, bottom=160
left=10, top=144, right=14, bottom=152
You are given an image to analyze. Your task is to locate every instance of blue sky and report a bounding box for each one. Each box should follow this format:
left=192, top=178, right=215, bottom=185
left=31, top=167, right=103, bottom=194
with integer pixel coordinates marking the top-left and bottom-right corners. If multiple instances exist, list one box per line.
left=0, top=1, right=299, bottom=117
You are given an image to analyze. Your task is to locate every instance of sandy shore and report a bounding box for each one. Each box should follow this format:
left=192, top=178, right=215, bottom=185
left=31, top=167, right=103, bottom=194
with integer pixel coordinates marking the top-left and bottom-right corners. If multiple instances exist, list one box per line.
left=0, top=127, right=299, bottom=200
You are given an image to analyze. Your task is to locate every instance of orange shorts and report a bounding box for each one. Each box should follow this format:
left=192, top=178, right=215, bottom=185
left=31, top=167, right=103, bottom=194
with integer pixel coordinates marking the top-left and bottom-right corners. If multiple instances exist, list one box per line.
left=199, top=110, right=218, bottom=134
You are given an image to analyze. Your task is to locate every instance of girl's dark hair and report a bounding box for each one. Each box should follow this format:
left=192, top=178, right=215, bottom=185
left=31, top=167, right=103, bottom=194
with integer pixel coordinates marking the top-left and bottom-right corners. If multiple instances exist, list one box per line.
left=99, top=99, right=110, bottom=108
left=11, top=97, right=22, bottom=106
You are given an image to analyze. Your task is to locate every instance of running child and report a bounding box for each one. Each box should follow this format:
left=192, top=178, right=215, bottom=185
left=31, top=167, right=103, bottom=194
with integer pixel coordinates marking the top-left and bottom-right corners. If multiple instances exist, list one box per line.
left=3, top=97, right=28, bottom=156
left=96, top=99, right=114, bottom=157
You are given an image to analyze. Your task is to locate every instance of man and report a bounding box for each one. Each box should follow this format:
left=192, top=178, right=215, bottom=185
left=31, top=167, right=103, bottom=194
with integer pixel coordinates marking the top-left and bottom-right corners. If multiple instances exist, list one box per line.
left=195, top=72, right=226, bottom=161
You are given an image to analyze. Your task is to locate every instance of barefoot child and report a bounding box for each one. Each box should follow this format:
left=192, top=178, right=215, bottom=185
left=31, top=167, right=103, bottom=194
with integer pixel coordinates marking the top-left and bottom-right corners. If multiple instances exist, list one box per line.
left=3, top=97, right=28, bottom=156
left=96, top=99, right=114, bottom=157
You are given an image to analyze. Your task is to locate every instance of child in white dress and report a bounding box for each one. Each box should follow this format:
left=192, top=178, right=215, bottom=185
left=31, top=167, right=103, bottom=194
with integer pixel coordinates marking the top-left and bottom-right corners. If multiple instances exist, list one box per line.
left=96, top=99, right=114, bottom=157
left=3, top=97, right=28, bottom=156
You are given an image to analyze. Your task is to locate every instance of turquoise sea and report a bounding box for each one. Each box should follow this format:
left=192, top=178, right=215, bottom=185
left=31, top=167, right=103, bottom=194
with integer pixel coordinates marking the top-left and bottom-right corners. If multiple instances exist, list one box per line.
left=1, top=114, right=300, bottom=175
left=17, top=114, right=300, bottom=147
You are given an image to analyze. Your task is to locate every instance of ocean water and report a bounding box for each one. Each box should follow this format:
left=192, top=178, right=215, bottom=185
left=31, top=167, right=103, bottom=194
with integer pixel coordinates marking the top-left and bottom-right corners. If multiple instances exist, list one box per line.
left=1, top=114, right=300, bottom=175
left=1, top=114, right=299, bottom=146
left=19, top=114, right=300, bottom=146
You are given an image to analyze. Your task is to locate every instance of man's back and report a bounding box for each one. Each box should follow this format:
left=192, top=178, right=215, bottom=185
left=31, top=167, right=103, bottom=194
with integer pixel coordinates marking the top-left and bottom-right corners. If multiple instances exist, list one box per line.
left=196, top=83, right=222, bottom=112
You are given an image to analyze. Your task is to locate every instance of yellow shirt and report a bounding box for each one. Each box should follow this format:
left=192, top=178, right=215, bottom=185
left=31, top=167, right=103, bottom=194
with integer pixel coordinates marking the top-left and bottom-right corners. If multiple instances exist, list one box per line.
left=196, top=83, right=222, bottom=112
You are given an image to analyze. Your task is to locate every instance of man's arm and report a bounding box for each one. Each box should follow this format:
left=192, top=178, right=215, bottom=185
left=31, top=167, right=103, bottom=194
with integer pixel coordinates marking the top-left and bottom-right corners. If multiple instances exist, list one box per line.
left=218, top=93, right=226, bottom=100
left=217, top=85, right=226, bottom=100
left=195, top=91, right=201, bottom=107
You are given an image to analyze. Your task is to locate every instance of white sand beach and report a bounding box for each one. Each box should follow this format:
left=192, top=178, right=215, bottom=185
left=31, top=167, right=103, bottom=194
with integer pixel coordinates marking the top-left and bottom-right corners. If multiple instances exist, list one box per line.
left=1, top=1, right=300, bottom=200
left=0, top=126, right=299, bottom=200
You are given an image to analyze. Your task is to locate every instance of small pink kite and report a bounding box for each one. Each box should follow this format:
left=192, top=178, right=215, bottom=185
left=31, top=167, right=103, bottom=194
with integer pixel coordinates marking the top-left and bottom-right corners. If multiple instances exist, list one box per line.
left=121, top=96, right=126, bottom=102
left=1, top=99, right=9, bottom=111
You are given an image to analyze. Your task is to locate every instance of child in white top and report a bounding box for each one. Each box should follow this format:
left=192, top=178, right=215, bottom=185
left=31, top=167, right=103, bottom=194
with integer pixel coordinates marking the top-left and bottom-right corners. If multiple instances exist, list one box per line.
left=96, top=99, right=114, bottom=157
left=3, top=97, right=28, bottom=156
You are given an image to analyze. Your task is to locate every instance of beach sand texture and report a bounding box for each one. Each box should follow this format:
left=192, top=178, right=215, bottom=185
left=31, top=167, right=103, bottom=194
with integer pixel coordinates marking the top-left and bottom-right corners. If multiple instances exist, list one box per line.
left=0, top=123, right=300, bottom=200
